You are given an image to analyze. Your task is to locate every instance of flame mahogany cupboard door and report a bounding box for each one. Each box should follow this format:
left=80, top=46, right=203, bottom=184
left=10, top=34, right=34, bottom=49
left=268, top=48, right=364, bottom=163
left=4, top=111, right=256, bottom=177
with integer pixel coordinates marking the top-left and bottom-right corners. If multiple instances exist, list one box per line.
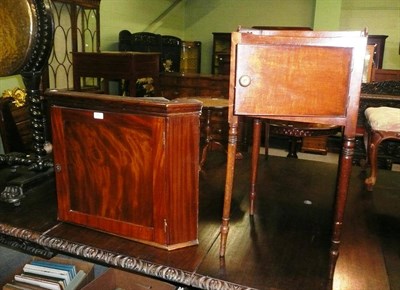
left=48, top=91, right=201, bottom=250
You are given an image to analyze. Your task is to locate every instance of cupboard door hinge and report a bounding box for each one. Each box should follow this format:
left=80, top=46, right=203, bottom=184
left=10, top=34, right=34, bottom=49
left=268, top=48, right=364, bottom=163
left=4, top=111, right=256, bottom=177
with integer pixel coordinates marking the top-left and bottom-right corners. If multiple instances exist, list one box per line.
left=163, top=218, right=170, bottom=245
left=163, top=131, right=166, bottom=147
left=164, top=218, right=168, bottom=233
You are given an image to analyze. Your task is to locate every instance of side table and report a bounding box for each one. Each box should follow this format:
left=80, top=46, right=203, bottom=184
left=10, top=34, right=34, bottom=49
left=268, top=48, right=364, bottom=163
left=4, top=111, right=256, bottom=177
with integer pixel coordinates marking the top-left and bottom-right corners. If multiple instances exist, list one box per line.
left=265, top=121, right=341, bottom=158
left=176, top=97, right=230, bottom=170
left=198, top=98, right=230, bottom=170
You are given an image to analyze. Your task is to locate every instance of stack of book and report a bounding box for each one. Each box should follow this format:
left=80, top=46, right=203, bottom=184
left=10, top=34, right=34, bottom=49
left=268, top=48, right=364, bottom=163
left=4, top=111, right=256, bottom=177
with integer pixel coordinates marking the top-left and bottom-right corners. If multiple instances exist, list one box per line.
left=3, top=259, right=89, bottom=290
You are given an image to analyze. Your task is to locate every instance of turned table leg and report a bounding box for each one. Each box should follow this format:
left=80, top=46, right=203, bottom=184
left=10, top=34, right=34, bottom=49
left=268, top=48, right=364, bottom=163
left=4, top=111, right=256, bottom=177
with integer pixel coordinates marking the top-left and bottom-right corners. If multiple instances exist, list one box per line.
left=250, top=119, right=261, bottom=215
left=220, top=116, right=239, bottom=257
left=329, top=136, right=354, bottom=280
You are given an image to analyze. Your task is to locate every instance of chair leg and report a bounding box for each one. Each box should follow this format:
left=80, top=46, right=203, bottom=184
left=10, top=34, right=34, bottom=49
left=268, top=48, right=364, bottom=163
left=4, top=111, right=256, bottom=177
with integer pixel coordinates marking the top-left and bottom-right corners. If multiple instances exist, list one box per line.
left=250, top=119, right=262, bottom=215
left=365, top=131, right=383, bottom=191
left=360, top=130, right=370, bottom=170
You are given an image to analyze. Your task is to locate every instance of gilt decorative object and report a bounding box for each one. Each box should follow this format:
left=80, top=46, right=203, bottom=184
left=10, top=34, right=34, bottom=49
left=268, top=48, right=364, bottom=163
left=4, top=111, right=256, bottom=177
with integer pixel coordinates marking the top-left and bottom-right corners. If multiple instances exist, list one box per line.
left=135, top=77, right=155, bottom=97
left=2, top=88, right=27, bottom=107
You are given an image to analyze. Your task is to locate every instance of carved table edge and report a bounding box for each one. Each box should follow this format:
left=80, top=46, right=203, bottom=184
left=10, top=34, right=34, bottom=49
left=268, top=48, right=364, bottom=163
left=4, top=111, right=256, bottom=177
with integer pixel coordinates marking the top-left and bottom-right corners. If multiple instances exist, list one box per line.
left=0, top=223, right=54, bottom=258
left=0, top=223, right=254, bottom=290
left=0, top=222, right=256, bottom=290
left=0, top=223, right=42, bottom=242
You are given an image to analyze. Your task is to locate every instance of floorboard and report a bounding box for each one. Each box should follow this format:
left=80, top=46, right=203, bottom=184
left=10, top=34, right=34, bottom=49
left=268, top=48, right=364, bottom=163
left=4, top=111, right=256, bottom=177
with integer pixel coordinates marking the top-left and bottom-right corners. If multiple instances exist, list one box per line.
left=0, top=151, right=399, bottom=290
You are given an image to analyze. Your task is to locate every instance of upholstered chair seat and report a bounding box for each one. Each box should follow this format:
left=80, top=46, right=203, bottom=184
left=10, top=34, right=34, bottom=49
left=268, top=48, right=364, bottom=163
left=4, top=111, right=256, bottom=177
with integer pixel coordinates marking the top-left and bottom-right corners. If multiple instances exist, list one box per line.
left=364, top=106, right=400, bottom=191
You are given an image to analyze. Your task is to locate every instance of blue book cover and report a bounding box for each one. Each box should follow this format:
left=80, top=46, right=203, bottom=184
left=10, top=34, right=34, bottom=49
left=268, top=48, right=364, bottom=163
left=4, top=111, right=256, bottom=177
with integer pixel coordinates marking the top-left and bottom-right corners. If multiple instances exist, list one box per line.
left=30, top=260, right=76, bottom=281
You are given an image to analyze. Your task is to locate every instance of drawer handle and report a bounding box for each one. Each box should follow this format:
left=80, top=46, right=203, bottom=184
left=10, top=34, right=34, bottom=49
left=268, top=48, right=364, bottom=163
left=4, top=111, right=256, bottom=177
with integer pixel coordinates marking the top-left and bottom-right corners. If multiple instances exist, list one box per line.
left=239, top=75, right=251, bottom=87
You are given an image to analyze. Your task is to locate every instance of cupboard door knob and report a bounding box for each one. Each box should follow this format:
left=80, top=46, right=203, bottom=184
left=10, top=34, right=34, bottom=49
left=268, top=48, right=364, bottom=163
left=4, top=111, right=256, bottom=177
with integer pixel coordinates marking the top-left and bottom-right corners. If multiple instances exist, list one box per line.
left=55, top=164, right=62, bottom=172
left=239, top=75, right=251, bottom=87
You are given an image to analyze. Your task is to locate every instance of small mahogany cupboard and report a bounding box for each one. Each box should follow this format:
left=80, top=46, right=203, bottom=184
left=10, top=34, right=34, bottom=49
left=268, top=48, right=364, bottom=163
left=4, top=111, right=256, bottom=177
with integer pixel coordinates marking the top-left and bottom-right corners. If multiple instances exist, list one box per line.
left=45, top=90, right=202, bottom=250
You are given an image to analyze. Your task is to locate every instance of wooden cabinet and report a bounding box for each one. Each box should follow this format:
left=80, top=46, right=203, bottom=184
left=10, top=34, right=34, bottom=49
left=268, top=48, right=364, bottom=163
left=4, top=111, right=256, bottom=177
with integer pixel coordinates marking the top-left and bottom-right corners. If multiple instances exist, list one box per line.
left=159, top=73, right=229, bottom=99
left=45, top=0, right=101, bottom=90
left=367, top=35, right=388, bottom=69
left=73, top=52, right=160, bottom=96
left=211, top=29, right=313, bottom=75
left=46, top=90, right=202, bottom=250
left=211, top=33, right=231, bottom=75
left=301, top=136, right=330, bottom=155
left=372, top=69, right=400, bottom=81
left=159, top=73, right=229, bottom=144
left=180, top=41, right=201, bottom=74
left=221, top=29, right=367, bottom=278
left=159, top=73, right=232, bottom=152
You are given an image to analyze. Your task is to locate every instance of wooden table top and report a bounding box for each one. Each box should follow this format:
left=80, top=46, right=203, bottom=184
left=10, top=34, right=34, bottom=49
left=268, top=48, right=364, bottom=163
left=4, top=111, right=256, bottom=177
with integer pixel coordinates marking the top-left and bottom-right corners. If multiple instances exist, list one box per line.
left=177, top=97, right=229, bottom=109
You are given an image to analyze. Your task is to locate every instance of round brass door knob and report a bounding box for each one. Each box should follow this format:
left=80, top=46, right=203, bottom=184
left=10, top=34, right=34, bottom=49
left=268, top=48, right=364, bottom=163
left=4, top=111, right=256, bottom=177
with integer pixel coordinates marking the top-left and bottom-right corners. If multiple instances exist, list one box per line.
left=239, top=75, right=251, bottom=87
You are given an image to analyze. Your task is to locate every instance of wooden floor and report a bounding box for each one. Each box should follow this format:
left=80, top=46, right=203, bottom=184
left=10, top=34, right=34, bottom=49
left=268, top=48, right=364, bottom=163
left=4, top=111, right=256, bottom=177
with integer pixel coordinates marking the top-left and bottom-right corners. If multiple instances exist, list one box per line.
left=0, top=150, right=399, bottom=290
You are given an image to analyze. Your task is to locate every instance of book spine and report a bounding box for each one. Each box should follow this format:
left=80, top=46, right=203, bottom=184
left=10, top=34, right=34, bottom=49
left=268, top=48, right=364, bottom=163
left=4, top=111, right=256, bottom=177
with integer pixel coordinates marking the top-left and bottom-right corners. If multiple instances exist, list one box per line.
left=23, top=265, right=70, bottom=285
left=14, top=275, right=62, bottom=290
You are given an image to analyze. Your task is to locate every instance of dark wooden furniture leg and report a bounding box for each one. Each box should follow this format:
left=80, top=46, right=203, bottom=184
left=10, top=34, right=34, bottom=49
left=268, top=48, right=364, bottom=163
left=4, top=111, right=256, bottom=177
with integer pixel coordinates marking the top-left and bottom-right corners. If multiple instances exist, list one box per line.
left=365, top=131, right=381, bottom=191
left=250, top=119, right=262, bottom=215
left=329, top=135, right=354, bottom=279
left=363, top=106, right=400, bottom=191
left=220, top=115, right=239, bottom=257
left=264, top=121, right=270, bottom=158
left=200, top=107, right=213, bottom=169
left=200, top=106, right=226, bottom=170
left=287, top=137, right=300, bottom=158
left=364, top=130, right=400, bottom=191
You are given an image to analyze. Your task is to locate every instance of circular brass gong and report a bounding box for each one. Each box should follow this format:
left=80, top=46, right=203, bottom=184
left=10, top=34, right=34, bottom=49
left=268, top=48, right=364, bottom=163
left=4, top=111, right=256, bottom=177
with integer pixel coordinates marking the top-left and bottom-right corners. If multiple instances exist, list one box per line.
left=0, top=0, right=37, bottom=76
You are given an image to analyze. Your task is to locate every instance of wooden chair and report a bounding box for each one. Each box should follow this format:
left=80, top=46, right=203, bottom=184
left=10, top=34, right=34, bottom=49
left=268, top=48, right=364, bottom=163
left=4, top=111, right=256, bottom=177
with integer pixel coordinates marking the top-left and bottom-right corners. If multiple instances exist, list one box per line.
left=219, top=28, right=368, bottom=281
left=364, top=106, right=400, bottom=191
